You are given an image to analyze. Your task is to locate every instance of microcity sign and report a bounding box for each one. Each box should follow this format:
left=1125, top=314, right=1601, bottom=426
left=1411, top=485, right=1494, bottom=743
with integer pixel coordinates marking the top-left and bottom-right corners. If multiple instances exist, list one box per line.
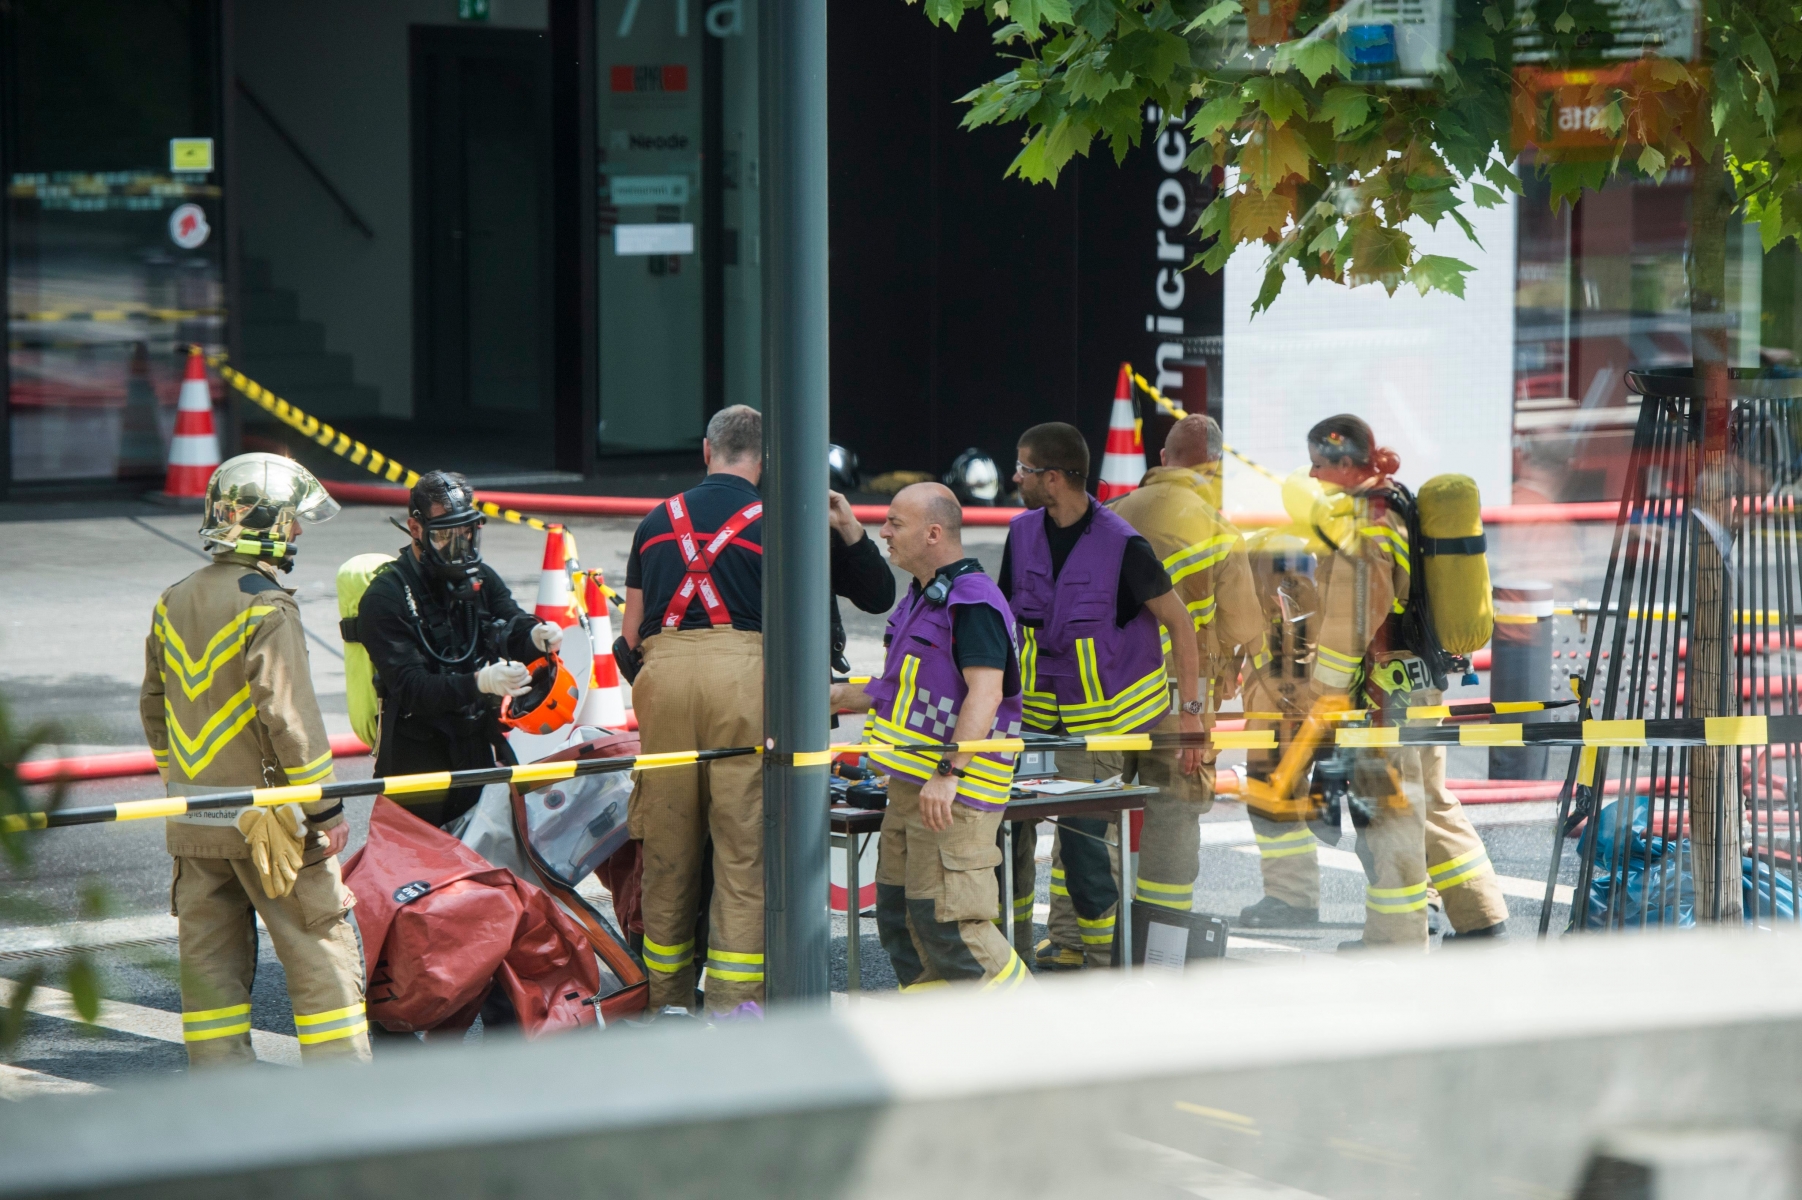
left=1145, top=104, right=1195, bottom=398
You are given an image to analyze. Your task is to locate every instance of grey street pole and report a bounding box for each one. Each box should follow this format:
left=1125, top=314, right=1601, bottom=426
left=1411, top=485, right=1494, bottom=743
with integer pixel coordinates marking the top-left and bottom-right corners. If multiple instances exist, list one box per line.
left=760, top=0, right=831, bottom=1004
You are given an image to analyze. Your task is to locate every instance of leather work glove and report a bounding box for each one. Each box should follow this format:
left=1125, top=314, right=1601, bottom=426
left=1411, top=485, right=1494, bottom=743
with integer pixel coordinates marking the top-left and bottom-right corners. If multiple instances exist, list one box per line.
left=237, top=803, right=308, bottom=899
left=531, top=622, right=564, bottom=653
left=477, top=660, right=533, bottom=697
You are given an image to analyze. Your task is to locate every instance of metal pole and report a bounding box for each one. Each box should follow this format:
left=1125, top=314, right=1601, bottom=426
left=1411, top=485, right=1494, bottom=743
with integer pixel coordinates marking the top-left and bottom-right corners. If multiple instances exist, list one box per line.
left=760, top=0, right=831, bottom=1005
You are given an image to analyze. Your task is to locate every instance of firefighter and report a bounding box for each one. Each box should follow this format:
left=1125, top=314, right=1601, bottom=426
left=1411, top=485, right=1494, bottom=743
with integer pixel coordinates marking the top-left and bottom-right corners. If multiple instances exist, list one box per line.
left=356, top=470, right=563, bottom=831
left=831, top=484, right=1029, bottom=991
left=139, top=453, right=370, bottom=1067
left=1087, top=415, right=1266, bottom=932
left=620, top=405, right=767, bottom=1015
left=998, top=422, right=1205, bottom=970
left=1246, top=416, right=1507, bottom=949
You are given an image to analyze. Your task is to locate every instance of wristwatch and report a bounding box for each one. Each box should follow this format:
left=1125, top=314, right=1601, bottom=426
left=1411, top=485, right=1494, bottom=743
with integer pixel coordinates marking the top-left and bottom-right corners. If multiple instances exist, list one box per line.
left=934, top=759, right=965, bottom=778
left=1181, top=699, right=1206, bottom=717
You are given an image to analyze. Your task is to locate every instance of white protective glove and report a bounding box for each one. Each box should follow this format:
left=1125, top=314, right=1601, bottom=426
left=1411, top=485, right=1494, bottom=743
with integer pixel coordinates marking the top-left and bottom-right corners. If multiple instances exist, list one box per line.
left=477, top=660, right=533, bottom=697
left=531, top=622, right=564, bottom=653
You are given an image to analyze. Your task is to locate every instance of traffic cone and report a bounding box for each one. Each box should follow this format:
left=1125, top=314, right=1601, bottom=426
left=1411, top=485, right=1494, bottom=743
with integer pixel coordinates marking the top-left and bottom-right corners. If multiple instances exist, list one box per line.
left=162, top=345, right=219, bottom=499
left=1096, top=363, right=1144, bottom=501
left=576, top=570, right=628, bottom=728
left=533, top=524, right=578, bottom=627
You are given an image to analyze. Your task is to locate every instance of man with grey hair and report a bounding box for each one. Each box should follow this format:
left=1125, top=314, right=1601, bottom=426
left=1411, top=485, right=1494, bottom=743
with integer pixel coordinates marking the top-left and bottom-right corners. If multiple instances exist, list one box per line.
left=622, top=404, right=769, bottom=1016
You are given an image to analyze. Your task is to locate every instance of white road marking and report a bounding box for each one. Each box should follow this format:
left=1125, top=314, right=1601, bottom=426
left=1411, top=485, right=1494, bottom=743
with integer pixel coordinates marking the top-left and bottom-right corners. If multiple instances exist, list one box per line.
left=1230, top=844, right=1574, bottom=905
left=0, top=1062, right=105, bottom=1101
left=1227, top=936, right=1301, bottom=954
left=1116, top=1132, right=1328, bottom=1198
left=0, top=914, right=176, bottom=956
left=0, top=977, right=299, bottom=1066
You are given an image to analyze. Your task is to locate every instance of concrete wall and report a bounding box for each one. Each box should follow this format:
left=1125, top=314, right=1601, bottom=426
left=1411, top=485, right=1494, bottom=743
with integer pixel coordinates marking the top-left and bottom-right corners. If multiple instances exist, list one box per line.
left=6, top=931, right=1802, bottom=1198
left=233, top=0, right=549, bottom=420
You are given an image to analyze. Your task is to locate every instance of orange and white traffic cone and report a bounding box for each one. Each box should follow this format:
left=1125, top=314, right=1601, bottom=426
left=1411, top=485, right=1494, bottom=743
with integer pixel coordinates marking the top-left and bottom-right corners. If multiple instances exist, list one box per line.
left=1096, top=362, right=1143, bottom=502
left=533, top=524, right=578, bottom=627
left=162, top=345, right=219, bottom=499
left=575, top=570, right=628, bottom=728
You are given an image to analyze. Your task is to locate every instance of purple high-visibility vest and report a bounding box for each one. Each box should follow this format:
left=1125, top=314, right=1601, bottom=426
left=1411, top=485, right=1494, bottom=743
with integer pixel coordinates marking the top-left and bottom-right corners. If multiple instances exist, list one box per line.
left=1006, top=504, right=1169, bottom=735
left=864, top=570, right=1024, bottom=811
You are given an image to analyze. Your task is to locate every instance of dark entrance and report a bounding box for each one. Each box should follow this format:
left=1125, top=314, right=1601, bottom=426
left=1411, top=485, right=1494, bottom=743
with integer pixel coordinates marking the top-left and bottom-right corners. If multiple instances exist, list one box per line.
left=410, top=26, right=555, bottom=474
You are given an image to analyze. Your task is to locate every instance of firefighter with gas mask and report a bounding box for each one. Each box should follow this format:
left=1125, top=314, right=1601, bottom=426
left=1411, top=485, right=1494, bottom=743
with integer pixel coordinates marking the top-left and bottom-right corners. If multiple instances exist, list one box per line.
left=139, top=453, right=371, bottom=1067
left=353, top=470, right=565, bottom=830
left=1240, top=417, right=1507, bottom=949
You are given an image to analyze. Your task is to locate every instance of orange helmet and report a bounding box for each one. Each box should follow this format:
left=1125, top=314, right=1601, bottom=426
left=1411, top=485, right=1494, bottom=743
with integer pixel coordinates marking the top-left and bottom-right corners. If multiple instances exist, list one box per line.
left=501, top=654, right=579, bottom=736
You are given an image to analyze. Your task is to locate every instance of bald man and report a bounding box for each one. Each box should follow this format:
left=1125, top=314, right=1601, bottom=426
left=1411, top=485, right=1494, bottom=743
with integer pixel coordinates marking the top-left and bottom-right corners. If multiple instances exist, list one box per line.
left=832, top=484, right=1030, bottom=991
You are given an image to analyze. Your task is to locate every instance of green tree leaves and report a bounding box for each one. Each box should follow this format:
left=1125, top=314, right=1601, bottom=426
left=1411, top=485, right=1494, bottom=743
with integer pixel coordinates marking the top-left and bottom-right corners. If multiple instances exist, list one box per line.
left=908, top=0, right=1802, bottom=314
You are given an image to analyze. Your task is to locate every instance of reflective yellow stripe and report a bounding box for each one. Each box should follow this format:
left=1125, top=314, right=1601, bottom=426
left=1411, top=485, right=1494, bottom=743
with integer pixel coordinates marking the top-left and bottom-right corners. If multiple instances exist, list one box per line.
left=1076, top=639, right=1106, bottom=705
left=791, top=750, right=834, bottom=767
left=1428, top=847, right=1492, bottom=891
left=899, top=979, right=950, bottom=992
left=293, top=1003, right=365, bottom=1026
left=283, top=756, right=334, bottom=786
left=183, top=1022, right=252, bottom=1042
left=1366, top=880, right=1429, bottom=913
left=893, top=654, right=920, bottom=724
left=708, top=949, right=764, bottom=964
left=165, top=685, right=259, bottom=778
left=981, top=950, right=1030, bottom=991
left=296, top=1020, right=369, bottom=1045
left=1186, top=596, right=1216, bottom=628
left=155, top=602, right=278, bottom=700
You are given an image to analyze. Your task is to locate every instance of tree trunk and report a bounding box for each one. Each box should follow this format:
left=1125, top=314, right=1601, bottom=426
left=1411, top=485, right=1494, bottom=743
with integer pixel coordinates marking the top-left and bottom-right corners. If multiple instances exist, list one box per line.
left=1687, top=150, right=1742, bottom=922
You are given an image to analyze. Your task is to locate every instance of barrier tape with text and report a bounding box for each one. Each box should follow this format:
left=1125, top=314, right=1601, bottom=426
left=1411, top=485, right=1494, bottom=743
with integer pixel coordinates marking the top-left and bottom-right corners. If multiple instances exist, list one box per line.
left=12, top=714, right=1800, bottom=834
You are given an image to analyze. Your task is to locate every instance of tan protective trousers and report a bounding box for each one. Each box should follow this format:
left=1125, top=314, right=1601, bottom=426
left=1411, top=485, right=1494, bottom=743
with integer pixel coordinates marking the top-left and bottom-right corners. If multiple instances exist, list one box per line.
left=1246, top=745, right=1509, bottom=933
left=171, top=853, right=370, bottom=1067
left=1028, top=715, right=1215, bottom=966
left=629, top=628, right=765, bottom=1013
left=877, top=778, right=1029, bottom=991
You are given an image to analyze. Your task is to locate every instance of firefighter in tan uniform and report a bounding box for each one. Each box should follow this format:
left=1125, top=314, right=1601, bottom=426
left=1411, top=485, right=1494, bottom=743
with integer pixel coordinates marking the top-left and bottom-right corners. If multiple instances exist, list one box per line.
left=139, top=454, right=370, bottom=1066
left=621, top=406, right=767, bottom=1016
left=1019, top=415, right=1265, bottom=964
left=1238, top=417, right=1508, bottom=947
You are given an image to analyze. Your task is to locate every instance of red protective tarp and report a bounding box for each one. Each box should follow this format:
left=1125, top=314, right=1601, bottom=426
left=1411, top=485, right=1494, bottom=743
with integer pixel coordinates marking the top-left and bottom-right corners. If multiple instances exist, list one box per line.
left=344, top=798, right=600, bottom=1037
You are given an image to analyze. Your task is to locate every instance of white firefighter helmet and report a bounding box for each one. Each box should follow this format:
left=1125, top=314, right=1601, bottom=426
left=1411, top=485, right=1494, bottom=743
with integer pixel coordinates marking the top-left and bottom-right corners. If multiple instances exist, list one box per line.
left=199, top=452, right=340, bottom=568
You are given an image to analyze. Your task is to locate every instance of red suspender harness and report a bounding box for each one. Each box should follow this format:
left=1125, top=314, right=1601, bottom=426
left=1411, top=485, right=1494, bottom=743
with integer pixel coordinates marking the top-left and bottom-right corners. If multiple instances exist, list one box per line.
left=655, top=493, right=763, bottom=629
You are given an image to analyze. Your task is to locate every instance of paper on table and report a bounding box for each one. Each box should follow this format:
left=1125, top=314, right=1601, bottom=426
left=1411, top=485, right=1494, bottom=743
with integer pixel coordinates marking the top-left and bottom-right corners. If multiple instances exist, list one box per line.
left=1020, top=776, right=1125, bottom=796
left=1143, top=919, right=1189, bottom=973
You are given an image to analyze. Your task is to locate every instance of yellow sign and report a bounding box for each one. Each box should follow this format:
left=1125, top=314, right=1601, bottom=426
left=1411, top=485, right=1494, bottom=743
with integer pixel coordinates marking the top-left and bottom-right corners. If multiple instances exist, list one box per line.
left=169, top=138, right=214, bottom=172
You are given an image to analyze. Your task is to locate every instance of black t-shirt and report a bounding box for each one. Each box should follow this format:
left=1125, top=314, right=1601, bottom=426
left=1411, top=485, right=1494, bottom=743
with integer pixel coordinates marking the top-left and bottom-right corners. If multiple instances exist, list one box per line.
left=937, top=560, right=1013, bottom=671
left=626, top=473, right=765, bottom=641
left=996, top=503, right=1172, bottom=627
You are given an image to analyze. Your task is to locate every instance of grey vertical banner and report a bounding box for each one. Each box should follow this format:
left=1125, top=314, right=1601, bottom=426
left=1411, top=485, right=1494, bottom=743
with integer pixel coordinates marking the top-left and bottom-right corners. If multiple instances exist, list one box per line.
left=760, top=0, right=831, bottom=1004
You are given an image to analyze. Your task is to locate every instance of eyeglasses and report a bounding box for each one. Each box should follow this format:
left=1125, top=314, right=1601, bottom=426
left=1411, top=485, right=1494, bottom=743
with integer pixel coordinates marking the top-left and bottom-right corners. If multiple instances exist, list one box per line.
left=1015, top=461, right=1055, bottom=476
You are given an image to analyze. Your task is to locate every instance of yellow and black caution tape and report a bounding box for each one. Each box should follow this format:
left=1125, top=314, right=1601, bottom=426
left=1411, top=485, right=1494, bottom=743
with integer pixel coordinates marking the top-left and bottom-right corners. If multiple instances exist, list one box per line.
left=1235, top=699, right=1579, bottom=723
left=3, top=745, right=757, bottom=834
left=11, top=307, right=222, bottom=323
left=208, top=354, right=624, bottom=608
left=1126, top=366, right=1282, bottom=484
left=834, top=712, right=1802, bottom=759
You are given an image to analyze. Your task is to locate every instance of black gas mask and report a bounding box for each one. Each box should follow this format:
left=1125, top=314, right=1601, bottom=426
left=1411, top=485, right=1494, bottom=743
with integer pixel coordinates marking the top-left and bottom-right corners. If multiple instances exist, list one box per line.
left=396, top=482, right=486, bottom=599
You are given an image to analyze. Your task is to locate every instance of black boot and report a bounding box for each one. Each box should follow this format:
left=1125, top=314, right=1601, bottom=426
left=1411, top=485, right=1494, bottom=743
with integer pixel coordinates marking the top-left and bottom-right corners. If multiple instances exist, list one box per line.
left=1236, top=895, right=1321, bottom=929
